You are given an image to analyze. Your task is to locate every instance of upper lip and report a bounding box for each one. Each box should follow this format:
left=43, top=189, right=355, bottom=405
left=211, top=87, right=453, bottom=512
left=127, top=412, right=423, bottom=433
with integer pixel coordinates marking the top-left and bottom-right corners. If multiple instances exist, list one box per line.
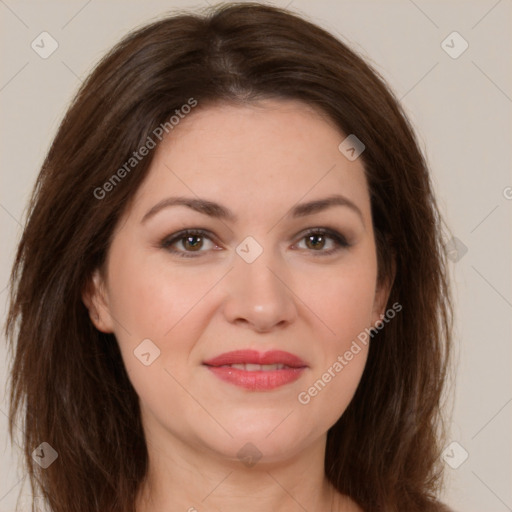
left=203, top=350, right=308, bottom=368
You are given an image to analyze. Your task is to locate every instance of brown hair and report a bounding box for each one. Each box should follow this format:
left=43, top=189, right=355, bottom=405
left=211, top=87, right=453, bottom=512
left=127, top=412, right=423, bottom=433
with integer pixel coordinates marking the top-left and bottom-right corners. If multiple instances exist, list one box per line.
left=5, top=3, right=453, bottom=511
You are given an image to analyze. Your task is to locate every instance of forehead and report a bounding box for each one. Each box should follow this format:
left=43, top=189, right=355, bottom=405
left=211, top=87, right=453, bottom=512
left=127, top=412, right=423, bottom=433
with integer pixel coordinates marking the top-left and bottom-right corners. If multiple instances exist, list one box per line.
left=128, top=99, right=371, bottom=224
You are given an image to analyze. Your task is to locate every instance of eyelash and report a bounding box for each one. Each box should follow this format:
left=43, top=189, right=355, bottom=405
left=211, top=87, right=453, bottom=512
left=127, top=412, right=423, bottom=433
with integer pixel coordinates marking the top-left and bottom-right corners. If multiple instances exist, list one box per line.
left=159, top=227, right=350, bottom=259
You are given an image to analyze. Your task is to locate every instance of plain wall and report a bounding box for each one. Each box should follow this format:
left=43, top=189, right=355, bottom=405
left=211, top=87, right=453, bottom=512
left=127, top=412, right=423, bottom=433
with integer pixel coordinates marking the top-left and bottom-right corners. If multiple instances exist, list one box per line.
left=1, top=1, right=511, bottom=511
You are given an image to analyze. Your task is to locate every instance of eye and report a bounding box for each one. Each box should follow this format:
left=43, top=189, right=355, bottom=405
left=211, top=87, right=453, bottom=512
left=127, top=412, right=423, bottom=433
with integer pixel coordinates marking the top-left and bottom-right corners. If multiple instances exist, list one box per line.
left=161, top=227, right=350, bottom=258
left=160, top=229, right=220, bottom=258
left=293, top=228, right=350, bottom=256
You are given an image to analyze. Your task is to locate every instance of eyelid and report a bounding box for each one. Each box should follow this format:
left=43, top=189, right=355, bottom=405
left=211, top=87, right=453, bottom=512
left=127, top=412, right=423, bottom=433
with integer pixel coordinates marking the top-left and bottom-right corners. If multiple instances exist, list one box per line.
left=292, top=227, right=350, bottom=255
left=159, top=228, right=218, bottom=253
left=160, top=226, right=351, bottom=258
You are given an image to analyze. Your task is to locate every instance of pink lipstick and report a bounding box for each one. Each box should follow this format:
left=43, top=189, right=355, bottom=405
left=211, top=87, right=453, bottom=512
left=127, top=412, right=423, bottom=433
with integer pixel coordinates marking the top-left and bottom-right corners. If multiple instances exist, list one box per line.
left=203, top=349, right=308, bottom=391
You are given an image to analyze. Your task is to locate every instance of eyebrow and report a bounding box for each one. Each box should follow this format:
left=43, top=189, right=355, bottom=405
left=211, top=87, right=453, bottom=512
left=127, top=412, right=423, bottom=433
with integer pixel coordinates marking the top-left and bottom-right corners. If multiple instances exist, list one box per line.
left=141, top=194, right=364, bottom=224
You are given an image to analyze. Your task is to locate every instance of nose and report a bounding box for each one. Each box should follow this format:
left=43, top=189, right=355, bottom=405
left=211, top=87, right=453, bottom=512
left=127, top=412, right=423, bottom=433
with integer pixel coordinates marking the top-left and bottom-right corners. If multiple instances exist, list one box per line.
left=222, top=249, right=298, bottom=333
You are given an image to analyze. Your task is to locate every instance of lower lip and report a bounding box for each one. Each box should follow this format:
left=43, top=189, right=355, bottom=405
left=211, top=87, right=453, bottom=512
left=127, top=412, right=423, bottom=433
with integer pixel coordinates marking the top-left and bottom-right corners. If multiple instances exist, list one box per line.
left=205, top=366, right=306, bottom=390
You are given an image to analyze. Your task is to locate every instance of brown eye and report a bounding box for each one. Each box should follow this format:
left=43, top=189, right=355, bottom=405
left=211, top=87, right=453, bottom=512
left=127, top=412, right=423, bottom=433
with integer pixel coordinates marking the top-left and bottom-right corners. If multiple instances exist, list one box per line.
left=295, top=228, right=350, bottom=256
left=182, top=235, right=204, bottom=251
left=305, top=233, right=327, bottom=250
left=161, top=229, right=218, bottom=258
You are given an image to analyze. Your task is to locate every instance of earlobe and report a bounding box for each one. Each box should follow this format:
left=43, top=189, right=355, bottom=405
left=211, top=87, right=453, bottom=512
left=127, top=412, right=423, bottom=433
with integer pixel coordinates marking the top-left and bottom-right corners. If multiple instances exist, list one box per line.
left=372, top=283, right=391, bottom=325
left=371, top=256, right=396, bottom=325
left=82, top=269, right=115, bottom=333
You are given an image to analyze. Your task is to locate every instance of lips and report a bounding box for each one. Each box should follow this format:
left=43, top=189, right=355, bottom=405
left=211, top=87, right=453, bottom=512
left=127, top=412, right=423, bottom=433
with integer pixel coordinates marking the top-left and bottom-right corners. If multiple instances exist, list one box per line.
left=203, top=350, right=307, bottom=369
left=203, top=350, right=308, bottom=391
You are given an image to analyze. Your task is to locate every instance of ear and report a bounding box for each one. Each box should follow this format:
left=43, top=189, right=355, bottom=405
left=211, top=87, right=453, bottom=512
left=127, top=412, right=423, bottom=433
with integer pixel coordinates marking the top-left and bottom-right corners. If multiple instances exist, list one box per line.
left=82, top=269, right=115, bottom=333
left=370, top=256, right=396, bottom=326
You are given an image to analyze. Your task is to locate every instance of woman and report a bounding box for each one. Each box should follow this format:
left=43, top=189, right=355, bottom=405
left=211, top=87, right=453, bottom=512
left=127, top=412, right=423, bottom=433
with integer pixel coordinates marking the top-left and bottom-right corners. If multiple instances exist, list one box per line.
left=5, top=3, right=454, bottom=511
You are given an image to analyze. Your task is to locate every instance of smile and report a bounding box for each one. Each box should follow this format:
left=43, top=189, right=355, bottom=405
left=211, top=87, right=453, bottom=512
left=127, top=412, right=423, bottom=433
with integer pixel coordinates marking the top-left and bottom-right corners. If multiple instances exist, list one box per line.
left=203, top=349, right=308, bottom=390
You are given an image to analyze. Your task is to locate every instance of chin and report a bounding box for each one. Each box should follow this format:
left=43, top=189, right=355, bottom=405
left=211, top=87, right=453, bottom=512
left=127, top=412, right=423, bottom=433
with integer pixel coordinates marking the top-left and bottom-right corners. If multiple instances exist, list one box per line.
left=195, top=424, right=315, bottom=466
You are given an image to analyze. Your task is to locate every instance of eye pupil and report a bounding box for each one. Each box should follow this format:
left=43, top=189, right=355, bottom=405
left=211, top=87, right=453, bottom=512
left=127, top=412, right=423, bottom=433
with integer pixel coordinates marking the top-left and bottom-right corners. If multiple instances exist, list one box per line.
left=184, top=235, right=202, bottom=250
left=306, top=234, right=325, bottom=250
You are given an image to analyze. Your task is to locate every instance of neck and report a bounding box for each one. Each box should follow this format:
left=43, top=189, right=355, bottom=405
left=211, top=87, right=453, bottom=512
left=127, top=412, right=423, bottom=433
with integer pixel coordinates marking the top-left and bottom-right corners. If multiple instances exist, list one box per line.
left=135, top=429, right=338, bottom=512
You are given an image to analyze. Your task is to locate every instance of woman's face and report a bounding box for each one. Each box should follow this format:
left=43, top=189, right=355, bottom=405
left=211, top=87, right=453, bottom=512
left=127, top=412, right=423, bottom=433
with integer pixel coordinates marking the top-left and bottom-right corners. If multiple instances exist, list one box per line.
left=85, top=99, right=391, bottom=464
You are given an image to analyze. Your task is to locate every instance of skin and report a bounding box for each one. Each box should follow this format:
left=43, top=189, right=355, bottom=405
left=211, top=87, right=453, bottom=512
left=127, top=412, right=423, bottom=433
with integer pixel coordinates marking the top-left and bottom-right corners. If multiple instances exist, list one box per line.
left=83, top=99, right=393, bottom=512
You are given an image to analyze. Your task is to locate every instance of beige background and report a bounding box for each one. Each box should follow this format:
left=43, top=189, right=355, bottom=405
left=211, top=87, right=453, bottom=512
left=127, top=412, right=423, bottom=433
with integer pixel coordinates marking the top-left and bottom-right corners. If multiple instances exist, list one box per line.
left=1, top=1, right=511, bottom=511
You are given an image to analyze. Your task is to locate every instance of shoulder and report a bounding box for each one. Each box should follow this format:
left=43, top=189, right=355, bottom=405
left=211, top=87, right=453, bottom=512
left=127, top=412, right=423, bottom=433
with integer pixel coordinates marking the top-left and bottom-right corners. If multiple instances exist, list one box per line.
left=334, top=493, right=456, bottom=512
left=334, top=492, right=364, bottom=512
left=433, top=502, right=457, bottom=512
left=424, top=500, right=457, bottom=512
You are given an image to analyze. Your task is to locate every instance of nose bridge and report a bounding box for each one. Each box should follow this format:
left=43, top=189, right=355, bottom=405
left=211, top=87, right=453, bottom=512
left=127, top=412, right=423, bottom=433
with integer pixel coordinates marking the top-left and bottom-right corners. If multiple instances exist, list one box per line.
left=222, top=237, right=297, bottom=330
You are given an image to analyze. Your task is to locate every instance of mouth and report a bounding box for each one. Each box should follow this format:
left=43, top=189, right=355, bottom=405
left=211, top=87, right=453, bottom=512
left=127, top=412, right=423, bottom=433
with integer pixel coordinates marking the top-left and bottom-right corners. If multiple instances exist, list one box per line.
left=213, top=363, right=293, bottom=371
left=202, top=350, right=308, bottom=391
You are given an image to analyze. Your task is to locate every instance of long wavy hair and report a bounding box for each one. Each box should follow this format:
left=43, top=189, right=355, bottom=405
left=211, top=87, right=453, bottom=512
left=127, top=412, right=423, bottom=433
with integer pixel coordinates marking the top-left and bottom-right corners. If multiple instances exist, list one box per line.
left=5, top=3, right=453, bottom=511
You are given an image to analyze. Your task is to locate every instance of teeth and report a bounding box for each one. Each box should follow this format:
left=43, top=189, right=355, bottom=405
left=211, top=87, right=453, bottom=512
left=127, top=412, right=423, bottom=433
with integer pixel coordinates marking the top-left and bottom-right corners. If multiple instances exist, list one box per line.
left=219, top=363, right=287, bottom=371
left=245, top=363, right=262, bottom=371
left=261, top=364, right=286, bottom=371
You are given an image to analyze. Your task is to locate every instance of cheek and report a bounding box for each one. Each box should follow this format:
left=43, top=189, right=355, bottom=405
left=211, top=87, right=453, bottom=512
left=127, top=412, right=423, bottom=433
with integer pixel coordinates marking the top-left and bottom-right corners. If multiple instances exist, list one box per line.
left=292, top=254, right=376, bottom=426
left=104, top=248, right=223, bottom=397
left=294, top=272, right=373, bottom=430
left=296, top=343, right=368, bottom=436
left=296, top=254, right=378, bottom=342
left=103, top=252, right=204, bottom=412
left=106, top=245, right=213, bottom=340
